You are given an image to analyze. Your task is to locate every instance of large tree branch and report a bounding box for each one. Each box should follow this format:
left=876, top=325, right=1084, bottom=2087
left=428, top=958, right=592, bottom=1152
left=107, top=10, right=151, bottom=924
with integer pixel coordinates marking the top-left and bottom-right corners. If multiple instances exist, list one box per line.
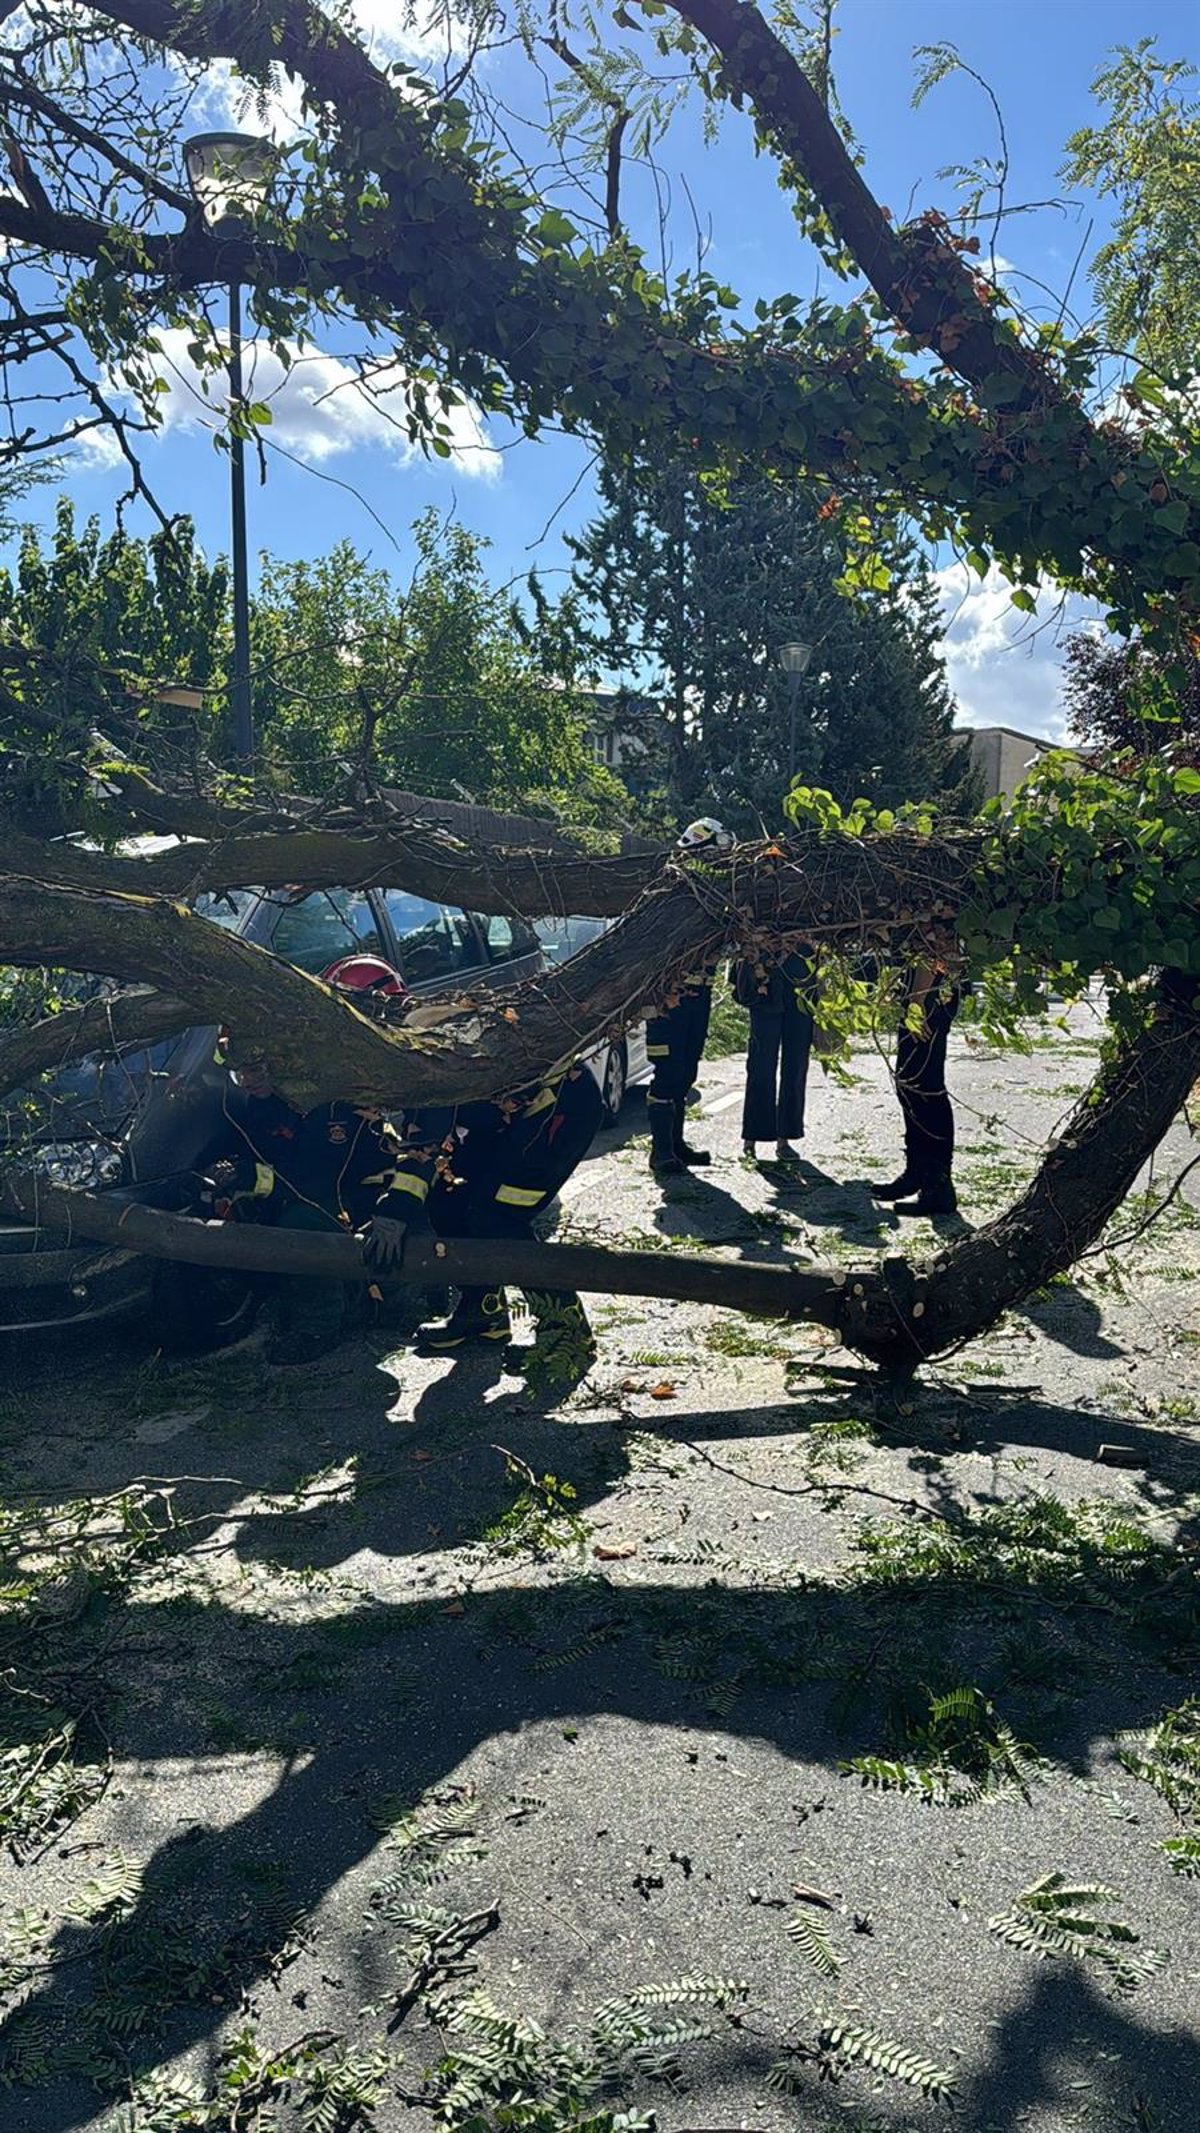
left=663, top=0, right=1068, bottom=420
left=4, top=1180, right=846, bottom=1327
left=0, top=827, right=980, bottom=1107
left=4, top=822, right=668, bottom=919
left=0, top=989, right=193, bottom=1095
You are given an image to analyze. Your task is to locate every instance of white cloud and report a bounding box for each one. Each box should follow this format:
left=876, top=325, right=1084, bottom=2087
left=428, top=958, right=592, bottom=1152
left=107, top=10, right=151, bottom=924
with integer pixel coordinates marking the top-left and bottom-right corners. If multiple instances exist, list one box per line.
left=97, top=330, right=499, bottom=482
left=183, top=2, right=467, bottom=143
left=935, top=562, right=1102, bottom=744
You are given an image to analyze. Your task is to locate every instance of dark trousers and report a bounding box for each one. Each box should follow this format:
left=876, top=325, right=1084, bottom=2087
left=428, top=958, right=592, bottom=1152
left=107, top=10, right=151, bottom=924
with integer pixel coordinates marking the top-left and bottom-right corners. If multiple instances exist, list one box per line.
left=895, top=989, right=958, bottom=1186
left=646, top=988, right=711, bottom=1103
left=742, top=994, right=813, bottom=1142
left=429, top=1107, right=599, bottom=1316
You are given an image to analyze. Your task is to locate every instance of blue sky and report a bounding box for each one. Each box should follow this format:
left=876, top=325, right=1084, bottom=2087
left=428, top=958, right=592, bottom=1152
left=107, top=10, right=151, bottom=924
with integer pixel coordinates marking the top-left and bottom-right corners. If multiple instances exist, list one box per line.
left=43, top=0, right=1200, bottom=741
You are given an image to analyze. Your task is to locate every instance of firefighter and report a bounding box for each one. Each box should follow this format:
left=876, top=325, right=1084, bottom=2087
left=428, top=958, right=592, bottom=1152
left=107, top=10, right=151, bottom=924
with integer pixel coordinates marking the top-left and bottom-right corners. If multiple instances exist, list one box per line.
left=645, top=816, right=733, bottom=1177
left=201, top=950, right=424, bottom=1362
left=203, top=1073, right=410, bottom=1362
left=415, top=1062, right=604, bottom=1384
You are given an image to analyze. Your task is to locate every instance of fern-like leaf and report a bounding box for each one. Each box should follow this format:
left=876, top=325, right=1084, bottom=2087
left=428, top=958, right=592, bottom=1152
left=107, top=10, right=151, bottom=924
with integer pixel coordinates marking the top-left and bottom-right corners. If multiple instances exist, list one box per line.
left=988, top=1872, right=1167, bottom=1994
left=1162, top=1834, right=1200, bottom=1877
left=786, top=1908, right=843, bottom=1978
left=819, top=2016, right=957, bottom=2101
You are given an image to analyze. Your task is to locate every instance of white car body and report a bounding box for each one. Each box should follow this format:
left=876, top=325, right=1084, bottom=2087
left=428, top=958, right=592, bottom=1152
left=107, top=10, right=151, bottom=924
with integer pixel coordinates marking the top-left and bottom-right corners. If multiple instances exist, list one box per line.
left=533, top=915, right=651, bottom=1121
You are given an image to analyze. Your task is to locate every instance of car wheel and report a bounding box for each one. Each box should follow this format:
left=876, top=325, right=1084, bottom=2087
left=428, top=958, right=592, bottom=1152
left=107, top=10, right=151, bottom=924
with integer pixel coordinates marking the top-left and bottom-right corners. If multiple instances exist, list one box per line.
left=150, top=1259, right=261, bottom=1356
left=601, top=1041, right=628, bottom=1122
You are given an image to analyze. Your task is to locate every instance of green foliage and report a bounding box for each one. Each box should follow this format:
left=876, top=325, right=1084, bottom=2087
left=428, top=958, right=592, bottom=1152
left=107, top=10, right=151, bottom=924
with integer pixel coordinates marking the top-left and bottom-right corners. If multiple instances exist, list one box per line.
left=251, top=511, right=624, bottom=819
left=1119, top=1697, right=1200, bottom=1884
left=370, top=1786, right=485, bottom=1886
left=703, top=971, right=749, bottom=1059
left=768, top=2015, right=957, bottom=2103
left=106, top=2028, right=394, bottom=2131
left=422, top=1975, right=745, bottom=2129
left=841, top=1684, right=1042, bottom=1807
left=1161, top=1834, right=1200, bottom=1876
left=781, top=758, right=1200, bottom=1023
left=987, top=1873, right=1167, bottom=1995
left=1062, top=41, right=1200, bottom=378
left=479, top=1457, right=591, bottom=1558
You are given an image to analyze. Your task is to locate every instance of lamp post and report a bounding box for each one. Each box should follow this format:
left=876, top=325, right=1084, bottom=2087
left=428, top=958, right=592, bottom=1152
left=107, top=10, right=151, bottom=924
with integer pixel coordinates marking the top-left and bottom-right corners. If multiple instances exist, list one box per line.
left=183, top=131, right=274, bottom=765
left=778, top=640, right=813, bottom=786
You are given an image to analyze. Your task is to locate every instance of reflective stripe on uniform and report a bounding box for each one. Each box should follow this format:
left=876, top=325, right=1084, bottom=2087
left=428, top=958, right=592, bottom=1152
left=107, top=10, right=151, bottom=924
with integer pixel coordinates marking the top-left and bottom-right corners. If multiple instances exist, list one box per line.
left=646, top=1044, right=670, bottom=1058
left=251, top=1163, right=275, bottom=1198
left=388, top=1171, right=430, bottom=1200
left=524, top=1084, right=557, bottom=1116
left=494, top=1183, right=545, bottom=1207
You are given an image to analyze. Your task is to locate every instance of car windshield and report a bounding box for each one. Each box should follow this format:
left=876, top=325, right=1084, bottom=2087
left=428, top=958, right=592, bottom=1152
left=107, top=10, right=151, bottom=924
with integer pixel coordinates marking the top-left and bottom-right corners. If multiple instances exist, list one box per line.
left=264, top=889, right=384, bottom=974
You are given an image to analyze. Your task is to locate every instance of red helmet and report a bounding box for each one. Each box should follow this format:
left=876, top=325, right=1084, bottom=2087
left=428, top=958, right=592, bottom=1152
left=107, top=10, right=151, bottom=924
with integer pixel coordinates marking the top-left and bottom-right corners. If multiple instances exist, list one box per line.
left=321, top=952, right=409, bottom=1000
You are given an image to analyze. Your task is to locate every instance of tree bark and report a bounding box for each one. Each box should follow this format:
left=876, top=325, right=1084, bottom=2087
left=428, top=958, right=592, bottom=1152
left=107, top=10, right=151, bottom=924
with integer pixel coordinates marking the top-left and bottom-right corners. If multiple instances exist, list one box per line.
left=9, top=1180, right=845, bottom=1327
left=0, top=989, right=193, bottom=1094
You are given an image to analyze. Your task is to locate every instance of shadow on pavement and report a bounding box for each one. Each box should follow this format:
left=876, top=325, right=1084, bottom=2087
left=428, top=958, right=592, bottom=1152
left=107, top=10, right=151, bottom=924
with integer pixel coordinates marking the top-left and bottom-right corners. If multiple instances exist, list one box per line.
left=1, top=1338, right=1198, bottom=2131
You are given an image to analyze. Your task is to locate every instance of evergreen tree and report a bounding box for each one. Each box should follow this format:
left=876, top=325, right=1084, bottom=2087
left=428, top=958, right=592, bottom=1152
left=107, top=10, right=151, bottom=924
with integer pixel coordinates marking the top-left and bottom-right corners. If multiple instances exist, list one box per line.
left=567, top=463, right=973, bottom=829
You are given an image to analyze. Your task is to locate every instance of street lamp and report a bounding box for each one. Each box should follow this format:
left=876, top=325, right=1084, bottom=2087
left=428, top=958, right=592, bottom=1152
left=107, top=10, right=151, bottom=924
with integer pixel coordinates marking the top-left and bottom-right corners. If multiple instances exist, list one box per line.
left=778, top=640, right=813, bottom=786
left=183, top=131, right=275, bottom=764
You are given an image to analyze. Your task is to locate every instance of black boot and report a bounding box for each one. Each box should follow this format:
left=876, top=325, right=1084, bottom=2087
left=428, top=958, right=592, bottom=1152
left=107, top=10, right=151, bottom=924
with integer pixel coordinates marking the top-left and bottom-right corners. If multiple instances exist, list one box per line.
left=648, top=1096, right=684, bottom=1176
left=894, top=1174, right=958, bottom=1217
left=871, top=1169, right=920, bottom=1200
left=416, top=1286, right=511, bottom=1349
left=674, top=1098, right=710, bottom=1167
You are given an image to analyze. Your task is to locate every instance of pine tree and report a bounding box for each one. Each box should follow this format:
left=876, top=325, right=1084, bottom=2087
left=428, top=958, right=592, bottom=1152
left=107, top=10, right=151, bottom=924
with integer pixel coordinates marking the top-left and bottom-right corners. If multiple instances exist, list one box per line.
left=568, top=463, right=975, bottom=828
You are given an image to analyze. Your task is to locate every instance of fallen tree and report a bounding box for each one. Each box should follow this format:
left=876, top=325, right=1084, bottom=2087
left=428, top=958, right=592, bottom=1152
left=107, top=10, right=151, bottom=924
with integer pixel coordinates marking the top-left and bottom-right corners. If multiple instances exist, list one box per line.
left=8, top=962, right=1200, bottom=1370
left=3, top=0, right=1200, bottom=1375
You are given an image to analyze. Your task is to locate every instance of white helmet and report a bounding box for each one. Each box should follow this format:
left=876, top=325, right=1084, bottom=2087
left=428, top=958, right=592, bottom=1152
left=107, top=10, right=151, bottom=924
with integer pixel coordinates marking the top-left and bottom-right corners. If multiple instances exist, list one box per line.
left=678, top=816, right=733, bottom=853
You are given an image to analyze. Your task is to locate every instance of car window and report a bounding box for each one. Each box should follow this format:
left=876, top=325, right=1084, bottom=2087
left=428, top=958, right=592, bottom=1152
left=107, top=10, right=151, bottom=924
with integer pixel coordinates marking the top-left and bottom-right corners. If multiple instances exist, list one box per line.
left=195, top=889, right=257, bottom=932
left=474, top=911, right=538, bottom=965
left=383, top=891, right=481, bottom=984
left=267, top=889, right=384, bottom=974
left=534, top=915, right=607, bottom=965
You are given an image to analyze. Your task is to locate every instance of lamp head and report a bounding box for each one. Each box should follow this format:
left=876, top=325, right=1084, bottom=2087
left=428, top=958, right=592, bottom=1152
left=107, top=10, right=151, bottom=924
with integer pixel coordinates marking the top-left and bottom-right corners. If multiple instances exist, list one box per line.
left=778, top=642, right=813, bottom=678
left=183, top=132, right=274, bottom=231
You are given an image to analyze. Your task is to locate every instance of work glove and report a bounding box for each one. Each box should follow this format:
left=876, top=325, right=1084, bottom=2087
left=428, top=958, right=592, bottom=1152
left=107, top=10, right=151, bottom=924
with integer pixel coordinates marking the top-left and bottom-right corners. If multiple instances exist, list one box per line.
left=359, top=1214, right=408, bottom=1269
left=198, top=1156, right=249, bottom=1216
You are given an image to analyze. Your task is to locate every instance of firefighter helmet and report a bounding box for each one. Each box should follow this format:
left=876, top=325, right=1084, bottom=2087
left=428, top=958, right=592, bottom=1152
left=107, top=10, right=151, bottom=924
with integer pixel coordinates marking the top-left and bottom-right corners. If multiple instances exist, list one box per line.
left=678, top=817, right=733, bottom=853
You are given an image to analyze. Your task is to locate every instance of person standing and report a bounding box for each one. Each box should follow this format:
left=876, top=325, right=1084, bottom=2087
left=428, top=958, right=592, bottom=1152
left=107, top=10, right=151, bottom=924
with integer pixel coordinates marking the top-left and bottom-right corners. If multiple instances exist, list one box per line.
left=645, top=817, right=733, bottom=1177
left=735, top=944, right=815, bottom=1165
left=871, top=957, right=961, bottom=1216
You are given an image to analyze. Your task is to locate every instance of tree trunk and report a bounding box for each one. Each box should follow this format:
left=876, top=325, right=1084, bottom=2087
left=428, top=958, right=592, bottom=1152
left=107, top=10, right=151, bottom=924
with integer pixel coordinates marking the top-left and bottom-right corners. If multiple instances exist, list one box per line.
left=10, top=1181, right=844, bottom=1326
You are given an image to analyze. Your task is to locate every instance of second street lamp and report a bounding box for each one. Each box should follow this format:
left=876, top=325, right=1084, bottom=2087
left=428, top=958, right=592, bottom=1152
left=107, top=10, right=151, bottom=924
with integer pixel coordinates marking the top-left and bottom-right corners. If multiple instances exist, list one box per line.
left=778, top=640, right=813, bottom=787
left=183, top=131, right=275, bottom=766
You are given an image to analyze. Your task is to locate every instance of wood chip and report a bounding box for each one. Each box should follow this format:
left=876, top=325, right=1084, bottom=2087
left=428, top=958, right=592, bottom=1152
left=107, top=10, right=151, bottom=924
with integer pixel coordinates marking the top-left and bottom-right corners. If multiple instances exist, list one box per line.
left=593, top=1542, right=638, bottom=1561
left=649, top=1382, right=677, bottom=1400
left=792, top=1883, right=835, bottom=1908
